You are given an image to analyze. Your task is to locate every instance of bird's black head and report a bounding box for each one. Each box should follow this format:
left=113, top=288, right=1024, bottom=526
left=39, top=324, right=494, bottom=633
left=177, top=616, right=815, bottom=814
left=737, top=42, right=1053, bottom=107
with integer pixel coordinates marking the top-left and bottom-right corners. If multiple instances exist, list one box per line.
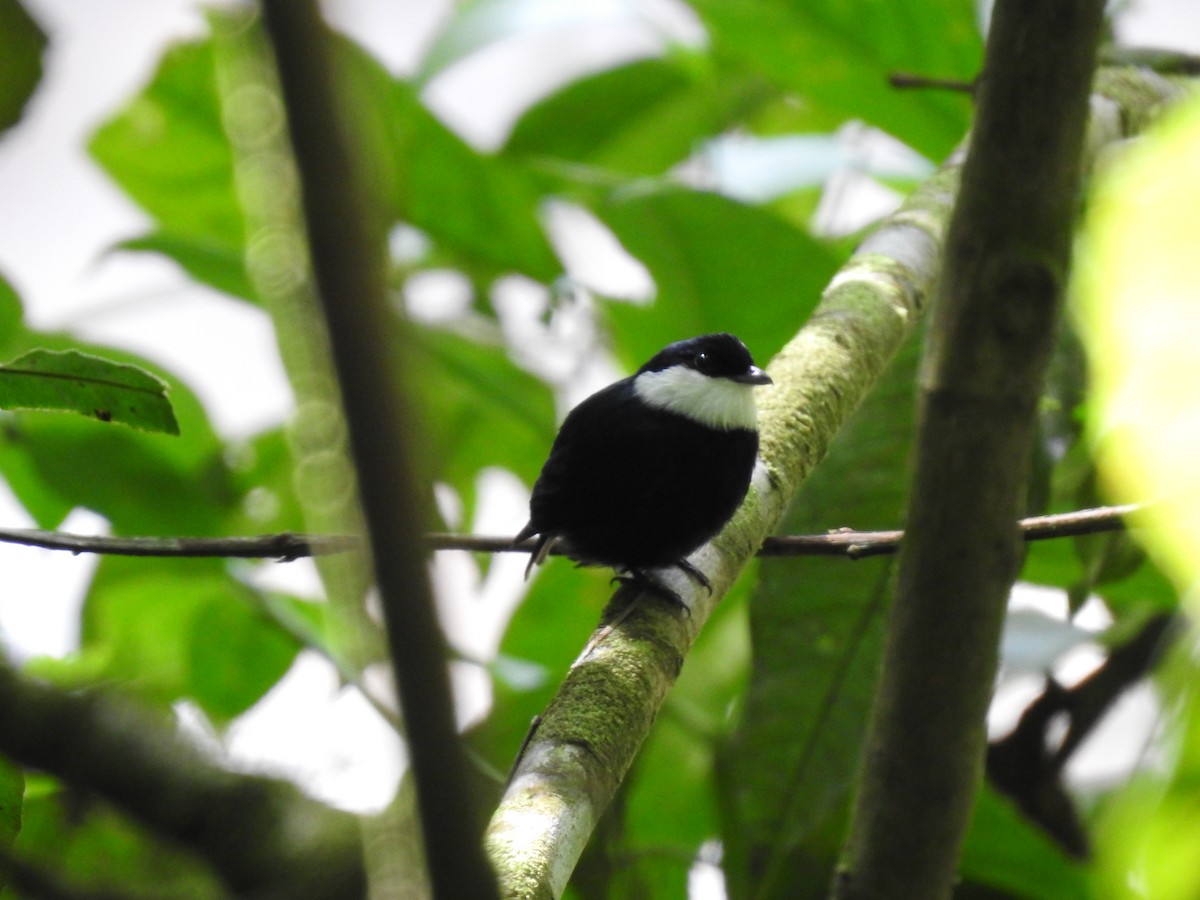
left=637, top=333, right=772, bottom=385
left=630, top=333, right=772, bottom=431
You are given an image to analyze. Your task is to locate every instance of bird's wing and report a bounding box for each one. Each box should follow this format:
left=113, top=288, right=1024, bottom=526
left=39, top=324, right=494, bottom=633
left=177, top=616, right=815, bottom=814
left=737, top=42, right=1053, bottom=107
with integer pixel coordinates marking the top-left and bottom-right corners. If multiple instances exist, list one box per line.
left=527, top=381, right=642, bottom=515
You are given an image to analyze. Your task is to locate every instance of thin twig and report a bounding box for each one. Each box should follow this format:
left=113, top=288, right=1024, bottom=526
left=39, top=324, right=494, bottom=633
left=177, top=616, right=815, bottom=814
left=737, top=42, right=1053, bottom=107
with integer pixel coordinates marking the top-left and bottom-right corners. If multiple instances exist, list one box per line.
left=0, top=529, right=359, bottom=559
left=0, top=503, right=1142, bottom=560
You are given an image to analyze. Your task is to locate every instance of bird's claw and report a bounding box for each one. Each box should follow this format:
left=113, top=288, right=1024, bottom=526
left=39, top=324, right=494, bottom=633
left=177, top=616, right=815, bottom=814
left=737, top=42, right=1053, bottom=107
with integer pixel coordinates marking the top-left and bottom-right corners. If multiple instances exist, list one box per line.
left=672, top=558, right=712, bottom=594
left=611, top=569, right=690, bottom=614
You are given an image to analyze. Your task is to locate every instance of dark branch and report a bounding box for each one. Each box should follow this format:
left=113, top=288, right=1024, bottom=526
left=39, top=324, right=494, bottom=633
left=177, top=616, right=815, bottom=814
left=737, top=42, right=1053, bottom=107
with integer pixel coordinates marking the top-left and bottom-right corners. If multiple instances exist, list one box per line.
left=1099, top=45, right=1200, bottom=75
left=0, top=528, right=359, bottom=559
left=0, top=503, right=1142, bottom=560
left=837, top=1, right=1108, bottom=896
left=986, top=612, right=1178, bottom=858
left=888, top=71, right=976, bottom=94
left=258, top=2, right=499, bottom=898
left=0, top=659, right=364, bottom=897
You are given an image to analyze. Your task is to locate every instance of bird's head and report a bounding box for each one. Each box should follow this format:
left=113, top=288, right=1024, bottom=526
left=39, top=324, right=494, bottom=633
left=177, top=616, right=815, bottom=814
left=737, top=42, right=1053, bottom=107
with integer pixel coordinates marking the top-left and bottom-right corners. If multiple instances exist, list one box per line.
left=632, top=333, right=773, bottom=430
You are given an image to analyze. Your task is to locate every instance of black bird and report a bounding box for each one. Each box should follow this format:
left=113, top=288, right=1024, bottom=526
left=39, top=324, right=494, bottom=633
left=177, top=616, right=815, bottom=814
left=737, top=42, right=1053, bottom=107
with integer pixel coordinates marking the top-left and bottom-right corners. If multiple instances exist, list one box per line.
left=515, top=333, right=772, bottom=598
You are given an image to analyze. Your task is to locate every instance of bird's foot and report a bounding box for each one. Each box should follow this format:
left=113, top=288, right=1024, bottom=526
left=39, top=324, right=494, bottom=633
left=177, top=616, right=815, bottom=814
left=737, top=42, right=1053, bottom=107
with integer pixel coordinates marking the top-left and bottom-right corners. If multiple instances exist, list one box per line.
left=672, top=558, right=712, bottom=594
left=583, top=567, right=692, bottom=661
left=611, top=568, right=690, bottom=615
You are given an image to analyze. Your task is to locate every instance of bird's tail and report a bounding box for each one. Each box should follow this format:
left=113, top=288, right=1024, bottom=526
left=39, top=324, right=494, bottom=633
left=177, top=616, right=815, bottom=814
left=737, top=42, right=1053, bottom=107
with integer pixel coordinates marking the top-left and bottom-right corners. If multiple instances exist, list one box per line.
left=513, top=523, right=557, bottom=580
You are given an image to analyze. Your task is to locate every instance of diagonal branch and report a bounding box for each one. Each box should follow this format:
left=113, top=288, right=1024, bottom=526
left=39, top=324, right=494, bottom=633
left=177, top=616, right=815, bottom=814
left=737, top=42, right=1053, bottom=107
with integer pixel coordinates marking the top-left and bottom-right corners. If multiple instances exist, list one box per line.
left=0, top=657, right=364, bottom=897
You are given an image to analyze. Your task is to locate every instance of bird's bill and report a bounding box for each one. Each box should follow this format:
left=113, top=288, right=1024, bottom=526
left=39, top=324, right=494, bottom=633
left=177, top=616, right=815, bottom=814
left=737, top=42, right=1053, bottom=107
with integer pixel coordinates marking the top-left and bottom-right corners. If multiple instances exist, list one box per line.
left=729, top=366, right=773, bottom=386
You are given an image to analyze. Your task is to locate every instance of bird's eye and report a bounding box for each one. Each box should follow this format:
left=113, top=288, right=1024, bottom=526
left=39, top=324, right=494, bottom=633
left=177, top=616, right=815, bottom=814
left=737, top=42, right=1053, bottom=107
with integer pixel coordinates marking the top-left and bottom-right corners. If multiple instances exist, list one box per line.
left=695, top=351, right=709, bottom=369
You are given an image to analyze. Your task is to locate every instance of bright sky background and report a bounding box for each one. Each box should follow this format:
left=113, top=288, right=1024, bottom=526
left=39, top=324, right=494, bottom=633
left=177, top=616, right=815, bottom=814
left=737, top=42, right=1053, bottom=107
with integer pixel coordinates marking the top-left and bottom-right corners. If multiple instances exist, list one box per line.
left=0, top=0, right=1197, bottom=850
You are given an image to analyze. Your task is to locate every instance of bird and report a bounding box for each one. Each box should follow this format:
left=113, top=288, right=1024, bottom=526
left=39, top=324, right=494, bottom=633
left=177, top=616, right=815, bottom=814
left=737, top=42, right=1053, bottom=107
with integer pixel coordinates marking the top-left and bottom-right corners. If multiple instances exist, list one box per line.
left=514, top=333, right=772, bottom=602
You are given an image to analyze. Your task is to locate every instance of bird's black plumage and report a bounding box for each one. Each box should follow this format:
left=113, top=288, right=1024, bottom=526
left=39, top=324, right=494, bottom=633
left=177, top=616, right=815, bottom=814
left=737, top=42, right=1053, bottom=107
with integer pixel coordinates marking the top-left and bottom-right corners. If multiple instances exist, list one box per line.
left=515, top=333, right=771, bottom=591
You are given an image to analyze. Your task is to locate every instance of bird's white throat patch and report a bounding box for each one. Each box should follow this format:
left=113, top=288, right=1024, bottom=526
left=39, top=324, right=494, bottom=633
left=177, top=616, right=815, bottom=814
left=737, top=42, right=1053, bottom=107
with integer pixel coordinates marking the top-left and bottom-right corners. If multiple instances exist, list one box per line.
left=633, top=365, right=760, bottom=431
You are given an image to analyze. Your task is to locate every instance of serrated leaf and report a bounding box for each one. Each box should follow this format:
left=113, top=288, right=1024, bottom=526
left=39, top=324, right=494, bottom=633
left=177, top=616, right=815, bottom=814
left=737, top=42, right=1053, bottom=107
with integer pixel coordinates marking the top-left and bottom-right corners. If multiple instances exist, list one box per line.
left=0, top=342, right=231, bottom=532
left=0, top=349, right=179, bottom=434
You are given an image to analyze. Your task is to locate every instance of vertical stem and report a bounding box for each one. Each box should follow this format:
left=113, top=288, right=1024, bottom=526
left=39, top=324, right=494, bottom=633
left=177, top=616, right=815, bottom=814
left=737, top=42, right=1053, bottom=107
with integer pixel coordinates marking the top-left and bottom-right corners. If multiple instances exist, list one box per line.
left=212, top=8, right=375, bottom=672
left=835, top=2, right=1106, bottom=898
left=258, top=3, right=499, bottom=898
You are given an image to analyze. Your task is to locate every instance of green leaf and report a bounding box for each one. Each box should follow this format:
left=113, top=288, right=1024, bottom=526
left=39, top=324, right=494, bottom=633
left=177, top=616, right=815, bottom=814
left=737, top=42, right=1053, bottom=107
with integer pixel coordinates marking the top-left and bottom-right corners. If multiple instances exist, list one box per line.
left=1076, top=94, right=1200, bottom=614
left=1020, top=507, right=1179, bottom=620
left=691, top=0, right=981, bottom=160
left=402, top=323, right=557, bottom=518
left=0, top=340, right=231, bottom=532
left=225, top=426, right=306, bottom=535
left=0, top=757, right=23, bottom=892
left=15, top=778, right=224, bottom=897
left=0, top=349, right=180, bottom=435
left=91, top=28, right=560, bottom=298
left=341, top=32, right=562, bottom=279
left=0, top=411, right=230, bottom=534
left=959, top=785, right=1090, bottom=899
left=0, top=271, right=26, bottom=355
left=598, top=187, right=837, bottom=367
left=0, top=433, right=74, bottom=528
left=29, top=557, right=301, bottom=724
left=719, top=329, right=922, bottom=898
left=375, top=75, right=561, bottom=281
left=0, top=0, right=46, bottom=134
left=185, top=577, right=304, bottom=721
left=504, top=57, right=773, bottom=177
left=417, top=0, right=643, bottom=83
left=119, top=232, right=257, bottom=303
left=90, top=38, right=247, bottom=294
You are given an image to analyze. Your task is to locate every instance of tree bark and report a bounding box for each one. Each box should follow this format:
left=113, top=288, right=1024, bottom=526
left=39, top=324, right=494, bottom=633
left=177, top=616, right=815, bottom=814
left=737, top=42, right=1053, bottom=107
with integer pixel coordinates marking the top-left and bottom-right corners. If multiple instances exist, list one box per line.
left=834, top=2, right=1107, bottom=897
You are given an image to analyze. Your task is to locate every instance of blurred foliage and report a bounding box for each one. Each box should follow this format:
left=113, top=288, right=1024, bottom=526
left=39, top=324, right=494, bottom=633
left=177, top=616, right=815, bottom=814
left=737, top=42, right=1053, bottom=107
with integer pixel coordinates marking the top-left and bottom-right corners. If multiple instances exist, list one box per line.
left=0, top=0, right=1190, bottom=896
left=1074, top=93, right=1200, bottom=900
left=0, top=0, right=44, bottom=135
left=11, top=777, right=225, bottom=898
left=718, top=328, right=921, bottom=899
